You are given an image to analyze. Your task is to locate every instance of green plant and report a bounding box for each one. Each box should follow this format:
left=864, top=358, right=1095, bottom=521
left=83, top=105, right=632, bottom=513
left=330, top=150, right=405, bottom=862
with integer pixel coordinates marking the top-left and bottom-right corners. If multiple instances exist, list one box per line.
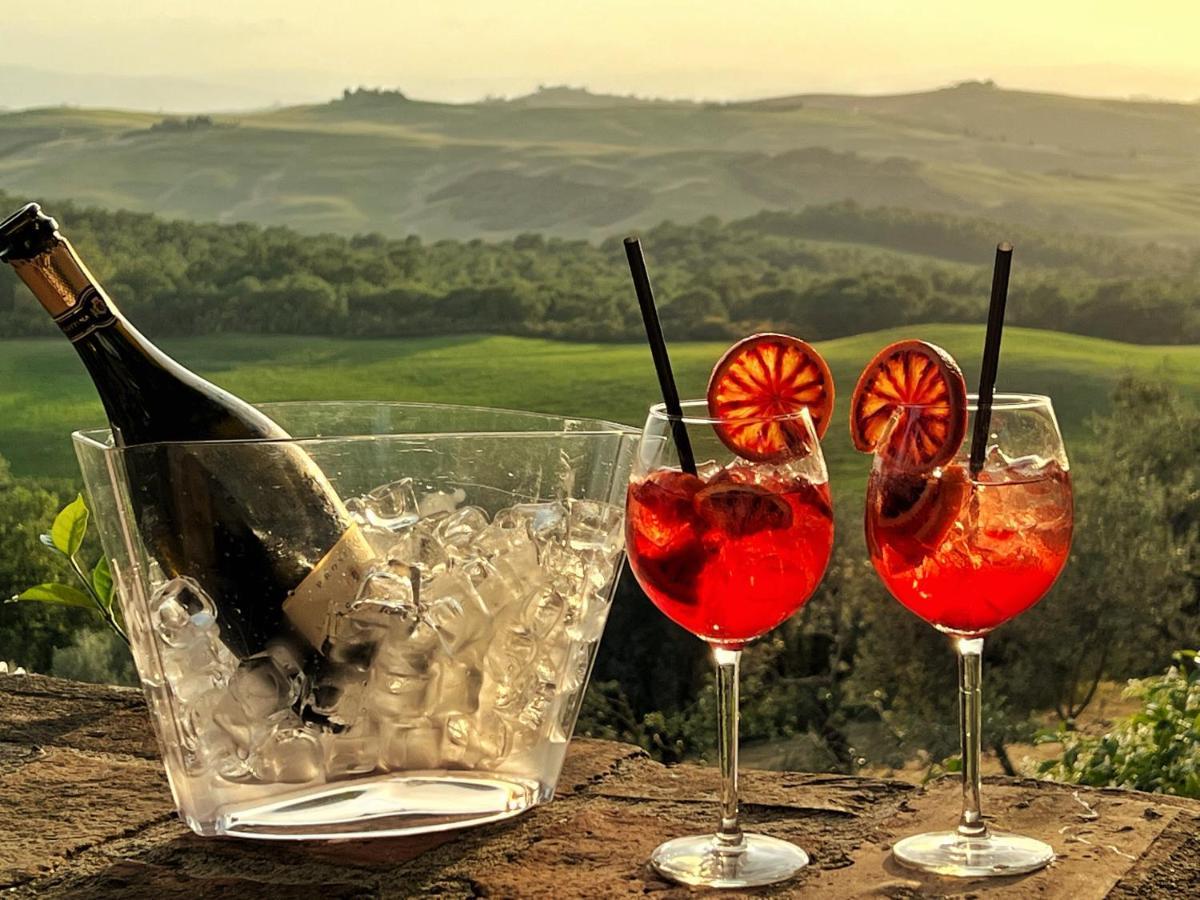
left=1038, top=650, right=1200, bottom=797
left=8, top=495, right=128, bottom=646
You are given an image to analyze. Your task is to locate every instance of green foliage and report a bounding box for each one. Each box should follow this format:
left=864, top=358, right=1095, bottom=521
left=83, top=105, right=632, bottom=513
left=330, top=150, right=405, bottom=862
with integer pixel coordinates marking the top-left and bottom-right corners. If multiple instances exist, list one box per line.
left=50, top=627, right=136, bottom=686
left=1039, top=651, right=1200, bottom=797
left=13, top=582, right=93, bottom=609
left=0, top=458, right=88, bottom=672
left=49, top=494, right=89, bottom=557
left=9, top=494, right=128, bottom=647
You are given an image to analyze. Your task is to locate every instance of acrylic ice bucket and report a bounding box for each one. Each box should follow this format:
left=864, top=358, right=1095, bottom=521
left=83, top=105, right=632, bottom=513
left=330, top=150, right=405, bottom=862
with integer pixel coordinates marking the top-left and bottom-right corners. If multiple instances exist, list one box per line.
left=73, top=402, right=639, bottom=839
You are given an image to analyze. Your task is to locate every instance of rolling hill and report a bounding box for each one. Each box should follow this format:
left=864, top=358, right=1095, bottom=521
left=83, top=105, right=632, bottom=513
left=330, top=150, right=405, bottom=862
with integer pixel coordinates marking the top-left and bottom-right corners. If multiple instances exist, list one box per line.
left=3, top=326, right=1195, bottom=489
left=3, top=82, right=1200, bottom=243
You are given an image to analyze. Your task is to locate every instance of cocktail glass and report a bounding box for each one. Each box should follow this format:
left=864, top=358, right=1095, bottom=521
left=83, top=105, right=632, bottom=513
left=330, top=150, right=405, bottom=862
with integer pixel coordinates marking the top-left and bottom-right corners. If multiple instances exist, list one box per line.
left=865, top=393, right=1073, bottom=876
left=625, top=401, right=835, bottom=888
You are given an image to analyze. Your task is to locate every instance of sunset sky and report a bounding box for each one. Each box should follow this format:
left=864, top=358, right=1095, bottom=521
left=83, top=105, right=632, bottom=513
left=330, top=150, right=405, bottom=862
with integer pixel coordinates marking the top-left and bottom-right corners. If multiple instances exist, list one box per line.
left=2, top=1, right=1198, bottom=109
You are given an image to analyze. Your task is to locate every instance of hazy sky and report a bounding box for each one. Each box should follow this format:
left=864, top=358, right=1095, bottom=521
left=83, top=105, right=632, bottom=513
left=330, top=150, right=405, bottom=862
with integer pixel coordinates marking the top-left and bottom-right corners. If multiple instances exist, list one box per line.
left=2, top=0, right=1199, bottom=109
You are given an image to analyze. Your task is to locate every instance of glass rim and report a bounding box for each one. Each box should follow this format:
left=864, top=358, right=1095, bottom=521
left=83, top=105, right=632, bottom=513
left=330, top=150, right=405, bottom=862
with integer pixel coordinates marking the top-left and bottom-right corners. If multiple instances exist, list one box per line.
left=647, top=399, right=817, bottom=427
left=889, top=392, right=1054, bottom=413
left=71, top=400, right=641, bottom=452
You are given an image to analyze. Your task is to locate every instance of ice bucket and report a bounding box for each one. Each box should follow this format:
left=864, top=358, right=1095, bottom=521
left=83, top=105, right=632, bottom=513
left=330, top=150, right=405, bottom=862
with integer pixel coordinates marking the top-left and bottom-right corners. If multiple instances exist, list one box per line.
left=73, top=402, right=638, bottom=839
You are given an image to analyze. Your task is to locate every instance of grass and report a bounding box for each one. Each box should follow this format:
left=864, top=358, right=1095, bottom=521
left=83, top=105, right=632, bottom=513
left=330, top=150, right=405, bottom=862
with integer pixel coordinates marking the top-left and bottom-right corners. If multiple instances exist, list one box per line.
left=2, top=326, right=1196, bottom=494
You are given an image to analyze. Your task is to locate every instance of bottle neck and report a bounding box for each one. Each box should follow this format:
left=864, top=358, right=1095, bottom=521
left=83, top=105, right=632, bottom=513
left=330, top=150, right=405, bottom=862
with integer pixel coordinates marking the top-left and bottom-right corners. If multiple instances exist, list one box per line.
left=10, top=237, right=120, bottom=341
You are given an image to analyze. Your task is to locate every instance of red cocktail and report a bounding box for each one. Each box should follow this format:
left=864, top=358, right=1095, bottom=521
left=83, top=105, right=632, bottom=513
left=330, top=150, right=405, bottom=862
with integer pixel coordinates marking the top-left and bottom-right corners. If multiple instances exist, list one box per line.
left=851, top=338, right=1074, bottom=878
left=625, top=332, right=836, bottom=889
left=628, top=465, right=833, bottom=647
left=866, top=460, right=1072, bottom=636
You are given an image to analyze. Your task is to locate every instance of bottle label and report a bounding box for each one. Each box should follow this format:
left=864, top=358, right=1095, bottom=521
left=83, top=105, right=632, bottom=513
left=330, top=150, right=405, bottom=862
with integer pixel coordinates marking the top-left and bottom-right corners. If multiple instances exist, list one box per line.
left=53, top=285, right=117, bottom=342
left=283, top=524, right=377, bottom=650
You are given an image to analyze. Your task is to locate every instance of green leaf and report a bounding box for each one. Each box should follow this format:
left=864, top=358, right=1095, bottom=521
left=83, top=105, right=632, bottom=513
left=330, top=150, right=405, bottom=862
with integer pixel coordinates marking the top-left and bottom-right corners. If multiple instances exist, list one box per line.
left=38, top=533, right=65, bottom=555
left=9, top=583, right=94, bottom=609
left=92, top=558, right=114, bottom=610
left=50, top=494, right=89, bottom=558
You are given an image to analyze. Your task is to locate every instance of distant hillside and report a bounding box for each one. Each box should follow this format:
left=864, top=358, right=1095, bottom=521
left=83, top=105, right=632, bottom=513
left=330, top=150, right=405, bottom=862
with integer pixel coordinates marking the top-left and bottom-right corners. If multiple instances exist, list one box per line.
left=2, top=82, right=1200, bottom=242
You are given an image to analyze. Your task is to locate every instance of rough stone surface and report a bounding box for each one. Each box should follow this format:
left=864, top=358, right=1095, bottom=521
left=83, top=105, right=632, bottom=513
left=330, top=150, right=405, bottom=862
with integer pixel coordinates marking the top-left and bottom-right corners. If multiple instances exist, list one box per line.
left=2, top=673, right=1198, bottom=898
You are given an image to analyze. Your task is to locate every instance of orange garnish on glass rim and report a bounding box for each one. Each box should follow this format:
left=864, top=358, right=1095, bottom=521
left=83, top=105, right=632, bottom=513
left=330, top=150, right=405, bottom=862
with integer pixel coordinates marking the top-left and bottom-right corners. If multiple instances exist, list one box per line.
left=850, top=339, right=968, bottom=468
left=706, top=333, right=834, bottom=462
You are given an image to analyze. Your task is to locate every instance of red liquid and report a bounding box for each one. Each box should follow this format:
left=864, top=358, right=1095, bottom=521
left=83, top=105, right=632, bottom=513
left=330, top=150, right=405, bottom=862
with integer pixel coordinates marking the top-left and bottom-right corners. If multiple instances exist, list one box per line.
left=866, top=462, right=1073, bottom=636
left=625, top=465, right=834, bottom=648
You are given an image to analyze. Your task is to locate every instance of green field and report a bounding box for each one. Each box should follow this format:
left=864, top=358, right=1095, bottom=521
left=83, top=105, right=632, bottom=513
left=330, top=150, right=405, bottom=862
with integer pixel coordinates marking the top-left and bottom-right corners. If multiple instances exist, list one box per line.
left=3, top=326, right=1196, bottom=493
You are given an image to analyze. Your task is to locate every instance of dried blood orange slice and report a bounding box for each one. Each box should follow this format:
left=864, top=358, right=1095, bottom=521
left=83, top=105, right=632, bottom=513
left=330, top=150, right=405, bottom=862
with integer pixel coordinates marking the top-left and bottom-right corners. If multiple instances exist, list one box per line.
left=706, top=333, right=834, bottom=462
left=850, top=340, right=967, bottom=468
left=627, top=470, right=704, bottom=559
left=693, top=482, right=793, bottom=537
left=871, top=465, right=970, bottom=565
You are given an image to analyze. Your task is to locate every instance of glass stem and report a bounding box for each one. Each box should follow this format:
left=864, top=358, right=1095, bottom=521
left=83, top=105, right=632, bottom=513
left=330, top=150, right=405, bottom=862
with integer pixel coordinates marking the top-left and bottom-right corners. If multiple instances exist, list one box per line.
left=956, top=637, right=988, bottom=839
left=712, top=646, right=745, bottom=851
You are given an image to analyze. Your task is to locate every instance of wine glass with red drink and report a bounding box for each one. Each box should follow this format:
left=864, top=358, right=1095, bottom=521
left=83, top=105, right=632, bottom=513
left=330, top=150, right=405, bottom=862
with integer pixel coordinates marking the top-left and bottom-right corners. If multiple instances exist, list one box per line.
left=852, top=341, right=1073, bottom=877
left=624, top=334, right=836, bottom=888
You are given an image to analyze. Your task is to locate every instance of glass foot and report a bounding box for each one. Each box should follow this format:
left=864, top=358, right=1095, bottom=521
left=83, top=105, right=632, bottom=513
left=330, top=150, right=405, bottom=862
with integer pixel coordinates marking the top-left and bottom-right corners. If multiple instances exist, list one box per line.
left=650, top=833, right=809, bottom=888
left=893, top=830, right=1054, bottom=877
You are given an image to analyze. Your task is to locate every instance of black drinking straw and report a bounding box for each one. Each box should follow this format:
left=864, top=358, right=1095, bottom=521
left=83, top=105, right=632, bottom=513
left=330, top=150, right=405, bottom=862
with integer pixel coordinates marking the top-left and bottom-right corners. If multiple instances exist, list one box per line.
left=623, top=236, right=697, bottom=475
left=969, top=242, right=1014, bottom=476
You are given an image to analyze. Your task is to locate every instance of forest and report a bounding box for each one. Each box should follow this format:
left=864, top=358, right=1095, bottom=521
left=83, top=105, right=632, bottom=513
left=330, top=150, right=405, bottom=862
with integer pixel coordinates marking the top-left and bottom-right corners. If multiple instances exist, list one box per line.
left=1, top=193, right=1197, bottom=346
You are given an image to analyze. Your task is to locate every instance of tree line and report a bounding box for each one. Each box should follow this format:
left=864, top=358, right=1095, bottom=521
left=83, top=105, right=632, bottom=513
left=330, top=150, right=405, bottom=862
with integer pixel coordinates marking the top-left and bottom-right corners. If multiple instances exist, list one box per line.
left=1, top=194, right=1197, bottom=345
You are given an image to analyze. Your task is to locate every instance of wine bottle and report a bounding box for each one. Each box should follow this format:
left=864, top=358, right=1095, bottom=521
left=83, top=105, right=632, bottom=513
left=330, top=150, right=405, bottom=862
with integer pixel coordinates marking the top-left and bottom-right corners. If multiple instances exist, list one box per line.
left=0, top=202, right=374, bottom=662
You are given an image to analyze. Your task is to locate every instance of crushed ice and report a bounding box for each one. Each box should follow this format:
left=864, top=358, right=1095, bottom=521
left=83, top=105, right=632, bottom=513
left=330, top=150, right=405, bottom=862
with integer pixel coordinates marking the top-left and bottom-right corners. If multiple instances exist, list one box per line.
left=146, top=490, right=624, bottom=786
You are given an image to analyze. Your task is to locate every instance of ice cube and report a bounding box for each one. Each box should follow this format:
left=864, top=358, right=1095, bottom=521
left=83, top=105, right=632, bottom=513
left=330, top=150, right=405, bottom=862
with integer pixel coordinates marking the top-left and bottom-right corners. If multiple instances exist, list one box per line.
left=559, top=642, right=593, bottom=694
left=252, top=720, right=325, bottom=784
left=480, top=669, right=536, bottom=721
left=388, top=517, right=451, bottom=581
left=214, top=750, right=255, bottom=783
left=150, top=576, right=218, bottom=649
left=534, top=642, right=567, bottom=687
left=161, top=636, right=238, bottom=704
left=441, top=712, right=512, bottom=767
left=417, top=488, right=467, bottom=517
left=522, top=586, right=566, bottom=640
left=477, top=548, right=544, bottom=614
left=421, top=571, right=492, bottom=656
left=365, top=669, right=430, bottom=720
left=426, top=659, right=483, bottom=717
left=459, top=556, right=496, bottom=587
left=308, top=671, right=367, bottom=726
left=437, top=506, right=491, bottom=552
left=475, top=513, right=540, bottom=565
left=517, top=680, right=556, bottom=731
left=227, top=654, right=302, bottom=721
left=326, top=565, right=420, bottom=669
left=483, top=625, right=538, bottom=682
left=696, top=459, right=722, bottom=481
left=564, top=590, right=611, bottom=644
left=500, top=502, right=568, bottom=551
left=178, top=689, right=238, bottom=775
left=378, top=718, right=441, bottom=770
left=374, top=620, right=439, bottom=676
left=361, top=478, right=421, bottom=531
left=550, top=685, right=585, bottom=745
left=566, top=499, right=622, bottom=554
left=325, top=721, right=380, bottom=779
